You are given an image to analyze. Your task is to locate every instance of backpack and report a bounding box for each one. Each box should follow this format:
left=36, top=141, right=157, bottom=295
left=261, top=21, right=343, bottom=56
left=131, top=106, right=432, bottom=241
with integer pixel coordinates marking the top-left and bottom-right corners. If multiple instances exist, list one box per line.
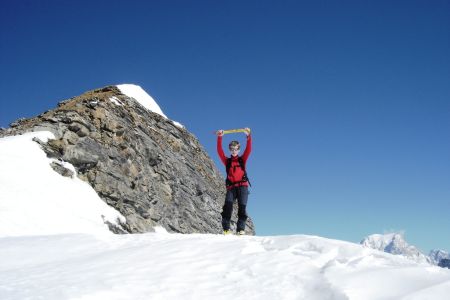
left=225, top=156, right=251, bottom=187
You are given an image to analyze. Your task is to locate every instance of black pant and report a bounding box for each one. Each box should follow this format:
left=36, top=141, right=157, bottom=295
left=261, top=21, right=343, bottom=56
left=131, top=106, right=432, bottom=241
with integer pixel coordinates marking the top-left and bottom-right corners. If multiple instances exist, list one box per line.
left=221, top=186, right=248, bottom=231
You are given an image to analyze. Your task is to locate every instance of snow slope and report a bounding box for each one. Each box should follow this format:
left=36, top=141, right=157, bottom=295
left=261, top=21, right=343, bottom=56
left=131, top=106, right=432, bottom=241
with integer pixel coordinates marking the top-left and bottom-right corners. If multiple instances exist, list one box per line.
left=1, top=232, right=450, bottom=300
left=0, top=132, right=125, bottom=237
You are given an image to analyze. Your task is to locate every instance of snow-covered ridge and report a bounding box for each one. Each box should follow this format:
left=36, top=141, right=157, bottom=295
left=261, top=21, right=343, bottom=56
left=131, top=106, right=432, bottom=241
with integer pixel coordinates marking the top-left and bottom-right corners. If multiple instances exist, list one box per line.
left=1, top=232, right=450, bottom=300
left=116, top=84, right=183, bottom=128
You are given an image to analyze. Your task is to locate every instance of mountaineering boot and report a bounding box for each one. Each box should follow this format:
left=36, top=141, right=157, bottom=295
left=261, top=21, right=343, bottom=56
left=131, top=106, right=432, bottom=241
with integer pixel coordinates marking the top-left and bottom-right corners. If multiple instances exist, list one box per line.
left=237, top=230, right=245, bottom=235
left=223, top=230, right=232, bottom=235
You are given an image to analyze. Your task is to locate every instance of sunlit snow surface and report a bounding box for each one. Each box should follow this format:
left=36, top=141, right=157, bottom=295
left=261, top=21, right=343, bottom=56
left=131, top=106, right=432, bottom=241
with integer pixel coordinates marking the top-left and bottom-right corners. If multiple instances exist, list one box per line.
left=1, top=233, right=450, bottom=300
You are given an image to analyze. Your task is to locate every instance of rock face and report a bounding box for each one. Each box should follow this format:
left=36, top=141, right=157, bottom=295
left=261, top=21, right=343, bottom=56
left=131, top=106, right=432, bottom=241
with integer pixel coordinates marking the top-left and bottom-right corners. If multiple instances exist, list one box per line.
left=438, top=258, right=450, bottom=269
left=1, top=85, right=255, bottom=234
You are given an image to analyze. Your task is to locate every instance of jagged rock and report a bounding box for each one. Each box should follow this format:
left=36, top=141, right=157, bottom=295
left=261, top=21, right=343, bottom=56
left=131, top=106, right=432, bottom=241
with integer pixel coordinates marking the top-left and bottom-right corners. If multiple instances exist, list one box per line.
left=10, top=118, right=26, bottom=127
left=50, top=161, right=75, bottom=178
left=438, top=258, right=450, bottom=269
left=1, top=85, right=255, bottom=235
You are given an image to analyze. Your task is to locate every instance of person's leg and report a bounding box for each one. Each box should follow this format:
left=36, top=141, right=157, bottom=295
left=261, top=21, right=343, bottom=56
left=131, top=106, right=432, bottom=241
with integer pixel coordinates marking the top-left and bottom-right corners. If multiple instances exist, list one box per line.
left=221, top=189, right=235, bottom=231
left=236, top=186, right=248, bottom=232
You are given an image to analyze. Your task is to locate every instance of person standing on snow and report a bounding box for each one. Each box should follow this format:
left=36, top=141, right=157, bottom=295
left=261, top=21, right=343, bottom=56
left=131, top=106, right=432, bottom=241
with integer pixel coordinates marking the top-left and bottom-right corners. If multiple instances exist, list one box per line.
left=216, top=128, right=252, bottom=235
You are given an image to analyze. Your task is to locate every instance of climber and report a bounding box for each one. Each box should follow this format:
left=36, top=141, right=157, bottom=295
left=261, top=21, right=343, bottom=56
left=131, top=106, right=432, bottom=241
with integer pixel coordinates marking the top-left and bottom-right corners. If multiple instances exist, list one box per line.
left=216, top=127, right=252, bottom=235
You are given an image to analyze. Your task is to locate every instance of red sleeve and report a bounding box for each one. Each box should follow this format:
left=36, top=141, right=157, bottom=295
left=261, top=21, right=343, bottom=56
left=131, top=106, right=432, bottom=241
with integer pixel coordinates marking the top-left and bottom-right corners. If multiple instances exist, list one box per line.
left=241, top=135, right=252, bottom=163
left=217, top=136, right=227, bottom=165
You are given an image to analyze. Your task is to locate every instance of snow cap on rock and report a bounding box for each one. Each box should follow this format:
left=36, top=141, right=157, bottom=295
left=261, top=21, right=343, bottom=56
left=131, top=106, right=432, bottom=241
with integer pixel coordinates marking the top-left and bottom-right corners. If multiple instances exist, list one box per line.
left=116, top=84, right=184, bottom=128
left=116, top=84, right=167, bottom=118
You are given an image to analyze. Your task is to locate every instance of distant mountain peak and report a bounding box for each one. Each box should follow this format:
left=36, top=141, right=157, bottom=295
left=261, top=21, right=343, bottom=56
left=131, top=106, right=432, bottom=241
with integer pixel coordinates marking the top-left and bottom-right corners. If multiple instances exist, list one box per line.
left=429, top=249, right=450, bottom=265
left=361, top=233, right=431, bottom=264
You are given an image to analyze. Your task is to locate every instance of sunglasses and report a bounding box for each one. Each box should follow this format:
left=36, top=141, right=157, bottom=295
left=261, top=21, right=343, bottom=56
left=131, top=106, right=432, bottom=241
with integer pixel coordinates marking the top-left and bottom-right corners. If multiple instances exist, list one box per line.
left=229, top=147, right=240, bottom=151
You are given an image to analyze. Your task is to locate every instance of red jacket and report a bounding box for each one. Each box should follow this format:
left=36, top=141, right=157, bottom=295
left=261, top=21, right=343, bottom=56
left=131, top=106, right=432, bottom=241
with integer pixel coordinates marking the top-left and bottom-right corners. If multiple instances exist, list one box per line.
left=217, top=135, right=252, bottom=189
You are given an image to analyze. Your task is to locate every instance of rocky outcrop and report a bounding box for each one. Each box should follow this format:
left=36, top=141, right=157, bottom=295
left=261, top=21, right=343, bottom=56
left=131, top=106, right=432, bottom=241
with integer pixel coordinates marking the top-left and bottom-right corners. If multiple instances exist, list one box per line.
left=438, top=258, right=450, bottom=269
left=1, top=85, right=255, bottom=234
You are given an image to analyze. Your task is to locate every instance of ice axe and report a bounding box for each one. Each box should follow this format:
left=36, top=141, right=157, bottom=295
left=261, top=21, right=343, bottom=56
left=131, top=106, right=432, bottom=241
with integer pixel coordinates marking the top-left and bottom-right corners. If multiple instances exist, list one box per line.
left=213, top=128, right=251, bottom=135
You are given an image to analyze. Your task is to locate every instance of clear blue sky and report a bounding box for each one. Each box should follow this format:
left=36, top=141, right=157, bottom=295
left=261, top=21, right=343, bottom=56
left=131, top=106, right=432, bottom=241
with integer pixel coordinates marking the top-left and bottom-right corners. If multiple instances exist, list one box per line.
left=1, top=0, right=449, bottom=252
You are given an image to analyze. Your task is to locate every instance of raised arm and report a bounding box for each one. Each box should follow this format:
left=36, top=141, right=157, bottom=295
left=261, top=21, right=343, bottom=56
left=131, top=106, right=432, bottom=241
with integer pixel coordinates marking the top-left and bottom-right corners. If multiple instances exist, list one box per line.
left=217, top=132, right=227, bottom=165
left=241, top=129, right=252, bottom=163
